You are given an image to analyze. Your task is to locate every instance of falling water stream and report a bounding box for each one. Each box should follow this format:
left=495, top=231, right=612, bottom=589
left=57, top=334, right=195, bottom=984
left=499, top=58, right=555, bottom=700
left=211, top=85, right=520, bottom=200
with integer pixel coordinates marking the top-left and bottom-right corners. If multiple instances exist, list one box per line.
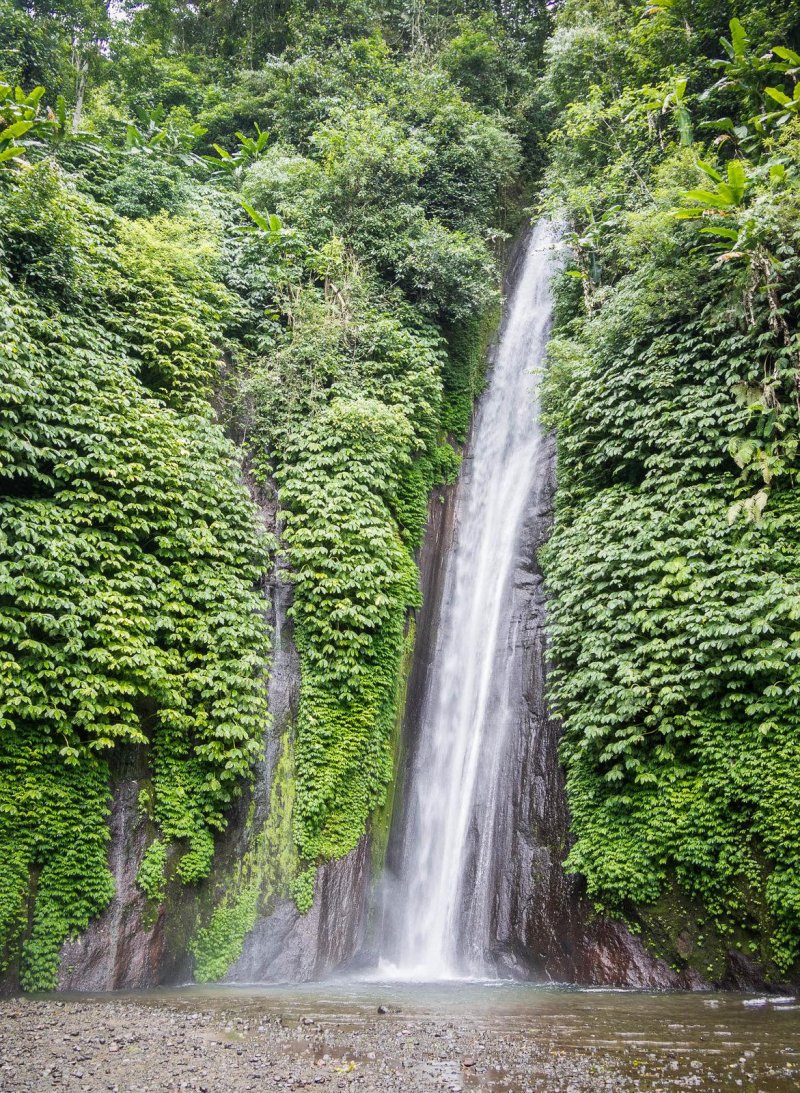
left=381, top=222, right=558, bottom=979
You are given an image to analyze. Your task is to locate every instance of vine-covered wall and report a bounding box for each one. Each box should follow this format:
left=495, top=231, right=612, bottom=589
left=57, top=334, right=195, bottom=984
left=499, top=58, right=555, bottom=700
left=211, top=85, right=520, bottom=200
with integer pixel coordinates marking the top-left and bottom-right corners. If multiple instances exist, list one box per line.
left=541, top=0, right=800, bottom=981
left=9, top=0, right=799, bottom=992
left=0, top=167, right=271, bottom=990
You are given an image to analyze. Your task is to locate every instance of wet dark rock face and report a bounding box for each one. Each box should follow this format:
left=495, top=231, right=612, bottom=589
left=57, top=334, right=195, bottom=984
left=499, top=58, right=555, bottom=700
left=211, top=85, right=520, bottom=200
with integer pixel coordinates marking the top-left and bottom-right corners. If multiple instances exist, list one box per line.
left=468, top=431, right=683, bottom=988
left=222, top=473, right=464, bottom=985
left=58, top=747, right=166, bottom=991
left=397, top=424, right=772, bottom=989
left=386, top=426, right=693, bottom=989
left=225, top=836, right=372, bottom=983
left=219, top=571, right=373, bottom=985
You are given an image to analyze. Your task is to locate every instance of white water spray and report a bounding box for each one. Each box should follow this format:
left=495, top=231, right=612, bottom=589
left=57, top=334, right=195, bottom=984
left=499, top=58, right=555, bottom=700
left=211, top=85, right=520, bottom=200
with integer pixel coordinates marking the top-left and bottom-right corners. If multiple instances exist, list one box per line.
left=382, top=222, right=557, bottom=979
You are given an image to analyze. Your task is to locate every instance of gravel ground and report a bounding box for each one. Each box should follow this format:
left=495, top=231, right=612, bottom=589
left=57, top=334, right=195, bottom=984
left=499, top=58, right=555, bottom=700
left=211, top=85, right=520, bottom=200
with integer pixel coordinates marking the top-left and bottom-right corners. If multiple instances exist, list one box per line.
left=1, top=993, right=799, bottom=1092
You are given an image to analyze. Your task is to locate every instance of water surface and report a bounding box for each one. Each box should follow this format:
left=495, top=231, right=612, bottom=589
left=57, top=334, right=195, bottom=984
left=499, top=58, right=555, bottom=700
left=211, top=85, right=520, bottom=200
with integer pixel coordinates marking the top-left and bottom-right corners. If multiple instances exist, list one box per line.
left=45, top=980, right=800, bottom=1090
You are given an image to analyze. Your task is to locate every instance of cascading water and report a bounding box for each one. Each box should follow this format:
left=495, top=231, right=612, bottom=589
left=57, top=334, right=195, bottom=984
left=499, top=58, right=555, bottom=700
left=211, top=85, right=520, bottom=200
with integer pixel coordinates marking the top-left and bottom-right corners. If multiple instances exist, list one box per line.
left=380, top=222, right=558, bottom=980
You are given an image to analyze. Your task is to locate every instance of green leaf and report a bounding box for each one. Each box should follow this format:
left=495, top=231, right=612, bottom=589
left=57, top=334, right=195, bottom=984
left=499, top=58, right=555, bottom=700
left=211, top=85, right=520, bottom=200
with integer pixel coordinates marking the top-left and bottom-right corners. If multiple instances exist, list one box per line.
left=772, top=46, right=800, bottom=65
left=698, top=226, right=739, bottom=241
left=729, top=17, right=747, bottom=59
left=726, top=159, right=746, bottom=203
left=240, top=200, right=282, bottom=235
left=765, top=87, right=792, bottom=106
left=0, top=120, right=33, bottom=141
left=683, top=188, right=733, bottom=209
left=697, top=159, right=723, bottom=184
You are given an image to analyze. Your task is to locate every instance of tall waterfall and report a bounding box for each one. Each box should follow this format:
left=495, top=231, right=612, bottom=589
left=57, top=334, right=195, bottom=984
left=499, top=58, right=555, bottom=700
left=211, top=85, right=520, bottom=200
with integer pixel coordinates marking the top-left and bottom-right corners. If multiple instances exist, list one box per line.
left=381, top=222, right=557, bottom=979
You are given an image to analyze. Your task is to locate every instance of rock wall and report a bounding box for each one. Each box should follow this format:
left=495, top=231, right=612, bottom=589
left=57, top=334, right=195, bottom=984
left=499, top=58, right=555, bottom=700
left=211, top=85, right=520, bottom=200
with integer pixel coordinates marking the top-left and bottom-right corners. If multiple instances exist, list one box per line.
left=55, top=566, right=288, bottom=990
left=58, top=744, right=166, bottom=990
left=469, top=424, right=700, bottom=989
left=224, top=837, right=372, bottom=983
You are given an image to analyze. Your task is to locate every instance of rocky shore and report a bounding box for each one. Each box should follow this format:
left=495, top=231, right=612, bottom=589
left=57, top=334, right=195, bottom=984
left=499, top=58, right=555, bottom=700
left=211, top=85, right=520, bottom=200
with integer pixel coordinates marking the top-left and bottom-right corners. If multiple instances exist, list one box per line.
left=1, top=991, right=799, bottom=1092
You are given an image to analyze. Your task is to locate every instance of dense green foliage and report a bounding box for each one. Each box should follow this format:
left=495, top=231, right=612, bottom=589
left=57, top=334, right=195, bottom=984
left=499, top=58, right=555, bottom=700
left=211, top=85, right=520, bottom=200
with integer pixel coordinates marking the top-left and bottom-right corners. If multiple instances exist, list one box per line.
left=9, top=0, right=798, bottom=991
left=0, top=0, right=540, bottom=986
left=230, top=41, right=521, bottom=863
left=541, top=0, right=800, bottom=974
left=0, top=163, right=271, bottom=987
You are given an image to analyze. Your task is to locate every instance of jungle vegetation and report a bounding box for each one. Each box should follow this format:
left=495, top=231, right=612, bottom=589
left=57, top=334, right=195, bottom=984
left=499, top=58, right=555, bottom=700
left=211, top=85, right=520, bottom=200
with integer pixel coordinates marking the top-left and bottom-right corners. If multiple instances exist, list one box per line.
left=0, top=0, right=545, bottom=988
left=541, top=0, right=800, bottom=978
left=1, top=0, right=799, bottom=989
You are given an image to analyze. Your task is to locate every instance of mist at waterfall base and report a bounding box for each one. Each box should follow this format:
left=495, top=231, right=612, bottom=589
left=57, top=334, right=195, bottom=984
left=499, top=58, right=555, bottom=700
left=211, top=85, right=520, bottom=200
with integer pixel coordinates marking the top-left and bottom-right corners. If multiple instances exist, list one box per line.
left=374, top=222, right=558, bottom=983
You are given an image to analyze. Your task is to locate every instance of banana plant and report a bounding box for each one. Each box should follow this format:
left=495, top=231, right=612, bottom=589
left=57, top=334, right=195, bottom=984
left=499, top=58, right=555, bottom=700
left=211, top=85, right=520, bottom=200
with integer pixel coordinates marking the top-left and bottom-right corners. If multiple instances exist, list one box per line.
left=662, top=77, right=693, bottom=146
left=239, top=199, right=309, bottom=262
left=675, top=158, right=748, bottom=216
left=700, top=18, right=780, bottom=116
left=761, top=82, right=800, bottom=125
left=700, top=114, right=759, bottom=157
left=124, top=105, right=206, bottom=168
left=0, top=83, right=46, bottom=166
left=757, top=48, right=800, bottom=130
left=771, top=44, right=800, bottom=81
left=205, top=124, right=270, bottom=185
left=240, top=201, right=283, bottom=237
left=639, top=76, right=693, bottom=148
left=675, top=155, right=789, bottom=253
left=673, top=158, right=755, bottom=263
left=0, top=82, right=95, bottom=169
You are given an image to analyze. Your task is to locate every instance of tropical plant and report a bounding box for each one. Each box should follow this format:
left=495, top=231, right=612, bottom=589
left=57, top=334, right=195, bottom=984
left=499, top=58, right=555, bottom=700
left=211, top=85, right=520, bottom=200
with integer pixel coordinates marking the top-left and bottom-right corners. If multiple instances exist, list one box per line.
left=206, top=124, right=271, bottom=183
left=124, top=103, right=207, bottom=167
left=0, top=82, right=50, bottom=166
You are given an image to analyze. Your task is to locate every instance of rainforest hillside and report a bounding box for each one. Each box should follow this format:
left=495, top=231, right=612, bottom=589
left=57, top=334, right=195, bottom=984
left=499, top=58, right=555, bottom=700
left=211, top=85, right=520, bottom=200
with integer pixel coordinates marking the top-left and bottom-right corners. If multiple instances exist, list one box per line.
left=1, top=0, right=800, bottom=993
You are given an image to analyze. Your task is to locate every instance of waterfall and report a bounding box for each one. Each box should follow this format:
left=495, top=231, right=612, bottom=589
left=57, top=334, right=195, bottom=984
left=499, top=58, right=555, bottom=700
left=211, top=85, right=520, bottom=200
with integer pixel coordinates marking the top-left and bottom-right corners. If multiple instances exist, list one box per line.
left=380, top=222, right=557, bottom=979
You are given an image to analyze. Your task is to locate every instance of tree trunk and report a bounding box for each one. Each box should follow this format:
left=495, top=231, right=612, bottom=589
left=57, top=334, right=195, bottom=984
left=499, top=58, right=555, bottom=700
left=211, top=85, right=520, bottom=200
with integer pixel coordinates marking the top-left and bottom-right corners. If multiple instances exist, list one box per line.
left=71, top=43, right=90, bottom=134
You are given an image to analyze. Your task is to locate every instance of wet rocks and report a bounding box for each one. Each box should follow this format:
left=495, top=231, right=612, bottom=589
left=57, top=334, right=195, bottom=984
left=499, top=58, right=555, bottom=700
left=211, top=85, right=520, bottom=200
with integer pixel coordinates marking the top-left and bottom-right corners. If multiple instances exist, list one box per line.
left=2, top=993, right=798, bottom=1093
